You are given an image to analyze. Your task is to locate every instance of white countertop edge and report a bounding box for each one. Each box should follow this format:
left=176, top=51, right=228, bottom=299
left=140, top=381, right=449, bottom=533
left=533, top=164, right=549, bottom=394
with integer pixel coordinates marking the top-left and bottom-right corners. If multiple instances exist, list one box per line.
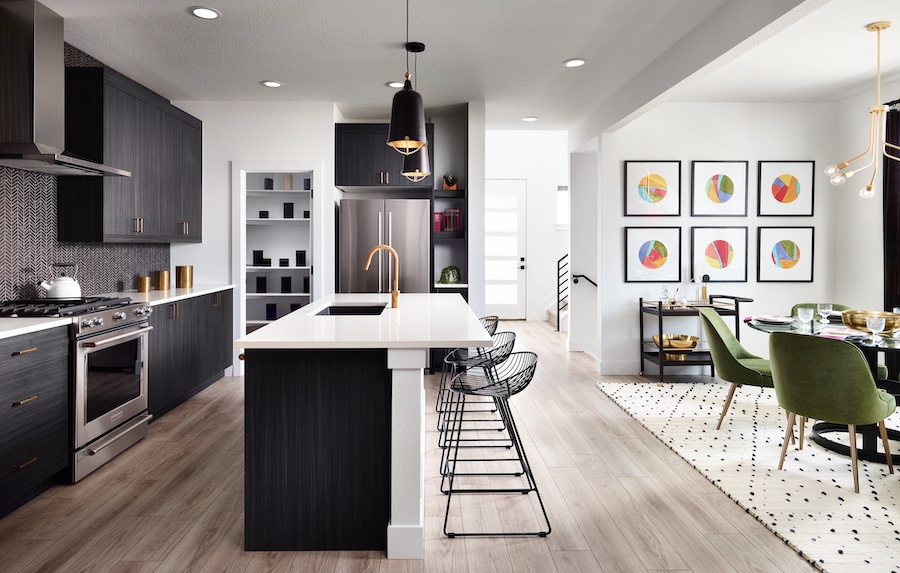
left=238, top=339, right=490, bottom=350
left=99, top=284, right=234, bottom=306
left=0, top=317, right=73, bottom=340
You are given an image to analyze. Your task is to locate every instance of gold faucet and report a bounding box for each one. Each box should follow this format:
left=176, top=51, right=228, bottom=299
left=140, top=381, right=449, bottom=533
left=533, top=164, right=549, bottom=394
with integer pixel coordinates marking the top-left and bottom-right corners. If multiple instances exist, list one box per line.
left=364, top=244, right=400, bottom=308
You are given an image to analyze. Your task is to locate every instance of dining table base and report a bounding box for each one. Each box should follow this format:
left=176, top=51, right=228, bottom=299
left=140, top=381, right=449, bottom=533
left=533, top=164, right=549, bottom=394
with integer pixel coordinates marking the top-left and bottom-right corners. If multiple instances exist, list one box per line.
left=809, top=422, right=900, bottom=465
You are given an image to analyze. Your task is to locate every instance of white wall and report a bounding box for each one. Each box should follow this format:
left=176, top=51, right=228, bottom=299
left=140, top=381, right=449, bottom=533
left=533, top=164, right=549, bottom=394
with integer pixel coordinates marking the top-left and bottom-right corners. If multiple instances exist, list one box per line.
left=598, top=101, right=837, bottom=373
left=169, top=100, right=336, bottom=362
left=485, top=131, right=569, bottom=320
left=569, top=152, right=599, bottom=356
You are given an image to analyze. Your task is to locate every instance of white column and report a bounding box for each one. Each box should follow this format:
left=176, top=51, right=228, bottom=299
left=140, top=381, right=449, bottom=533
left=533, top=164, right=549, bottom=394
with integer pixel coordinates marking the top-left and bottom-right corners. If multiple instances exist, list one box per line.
left=385, top=347, right=427, bottom=559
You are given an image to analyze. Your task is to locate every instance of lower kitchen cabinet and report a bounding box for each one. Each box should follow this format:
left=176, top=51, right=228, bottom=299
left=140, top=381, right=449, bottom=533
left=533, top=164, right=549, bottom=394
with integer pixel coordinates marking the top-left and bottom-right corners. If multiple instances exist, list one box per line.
left=0, top=326, right=70, bottom=518
left=149, top=289, right=233, bottom=419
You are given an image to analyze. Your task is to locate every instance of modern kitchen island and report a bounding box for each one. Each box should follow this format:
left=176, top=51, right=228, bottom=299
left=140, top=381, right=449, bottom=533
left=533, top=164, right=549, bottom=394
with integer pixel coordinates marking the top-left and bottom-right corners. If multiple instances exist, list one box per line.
left=234, top=293, right=492, bottom=559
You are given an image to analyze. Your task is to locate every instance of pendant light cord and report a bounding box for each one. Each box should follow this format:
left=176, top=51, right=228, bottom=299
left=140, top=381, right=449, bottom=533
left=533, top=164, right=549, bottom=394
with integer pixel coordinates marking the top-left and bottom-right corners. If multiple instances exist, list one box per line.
left=405, top=0, right=410, bottom=74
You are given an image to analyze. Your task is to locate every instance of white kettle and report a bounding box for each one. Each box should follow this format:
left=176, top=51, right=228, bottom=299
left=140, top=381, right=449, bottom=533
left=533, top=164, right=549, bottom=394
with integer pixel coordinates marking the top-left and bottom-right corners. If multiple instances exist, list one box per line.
left=40, top=263, right=83, bottom=299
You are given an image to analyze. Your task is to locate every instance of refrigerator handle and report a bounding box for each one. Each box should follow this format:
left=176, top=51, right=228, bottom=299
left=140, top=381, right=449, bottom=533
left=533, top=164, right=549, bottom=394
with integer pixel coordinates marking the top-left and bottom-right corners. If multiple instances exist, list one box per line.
left=388, top=210, right=393, bottom=287
left=378, top=210, right=384, bottom=292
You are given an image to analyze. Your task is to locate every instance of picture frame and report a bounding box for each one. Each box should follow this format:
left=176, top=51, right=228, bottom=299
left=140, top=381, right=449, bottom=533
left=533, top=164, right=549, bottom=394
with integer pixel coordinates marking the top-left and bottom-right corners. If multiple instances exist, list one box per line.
left=757, top=226, right=814, bottom=282
left=624, top=227, right=681, bottom=283
left=757, top=160, right=815, bottom=216
left=690, top=160, right=748, bottom=216
left=690, top=226, right=748, bottom=282
left=623, top=160, right=681, bottom=216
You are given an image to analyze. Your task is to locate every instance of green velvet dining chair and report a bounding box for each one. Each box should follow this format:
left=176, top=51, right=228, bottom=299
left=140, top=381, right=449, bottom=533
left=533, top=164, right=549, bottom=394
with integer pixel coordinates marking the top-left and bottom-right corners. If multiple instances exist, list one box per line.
left=769, top=331, right=895, bottom=493
left=790, top=303, right=890, bottom=379
left=789, top=302, right=851, bottom=317
left=698, top=308, right=774, bottom=429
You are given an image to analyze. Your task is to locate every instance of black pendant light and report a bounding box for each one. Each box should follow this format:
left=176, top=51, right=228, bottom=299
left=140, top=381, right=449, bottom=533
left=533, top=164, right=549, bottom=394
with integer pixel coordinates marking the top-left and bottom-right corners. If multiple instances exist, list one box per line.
left=401, top=143, right=430, bottom=182
left=387, top=0, right=427, bottom=155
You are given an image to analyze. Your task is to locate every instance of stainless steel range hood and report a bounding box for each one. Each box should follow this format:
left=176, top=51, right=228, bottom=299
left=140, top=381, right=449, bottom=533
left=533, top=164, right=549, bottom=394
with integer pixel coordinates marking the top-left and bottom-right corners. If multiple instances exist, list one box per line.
left=0, top=0, right=130, bottom=177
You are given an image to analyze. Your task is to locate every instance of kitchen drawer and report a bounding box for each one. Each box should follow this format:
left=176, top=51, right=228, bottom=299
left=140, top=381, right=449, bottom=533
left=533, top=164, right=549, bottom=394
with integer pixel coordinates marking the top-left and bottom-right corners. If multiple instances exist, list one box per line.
left=0, top=355, right=69, bottom=455
left=0, top=413, right=68, bottom=483
left=0, top=326, right=69, bottom=378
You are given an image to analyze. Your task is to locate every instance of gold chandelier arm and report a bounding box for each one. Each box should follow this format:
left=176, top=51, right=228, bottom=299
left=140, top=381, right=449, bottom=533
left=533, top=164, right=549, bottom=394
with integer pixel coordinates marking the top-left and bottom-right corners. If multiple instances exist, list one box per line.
left=839, top=111, right=879, bottom=171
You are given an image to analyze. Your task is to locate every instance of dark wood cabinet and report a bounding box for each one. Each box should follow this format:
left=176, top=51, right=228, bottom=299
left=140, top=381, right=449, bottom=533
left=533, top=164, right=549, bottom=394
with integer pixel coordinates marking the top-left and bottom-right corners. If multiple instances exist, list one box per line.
left=0, top=326, right=70, bottom=518
left=58, top=67, right=202, bottom=243
left=148, top=289, right=233, bottom=419
left=335, top=123, right=434, bottom=188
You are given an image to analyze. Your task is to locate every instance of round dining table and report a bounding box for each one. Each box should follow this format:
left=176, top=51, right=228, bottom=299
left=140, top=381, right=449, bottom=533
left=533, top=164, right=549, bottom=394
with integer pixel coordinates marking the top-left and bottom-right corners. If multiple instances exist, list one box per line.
left=747, top=316, right=900, bottom=464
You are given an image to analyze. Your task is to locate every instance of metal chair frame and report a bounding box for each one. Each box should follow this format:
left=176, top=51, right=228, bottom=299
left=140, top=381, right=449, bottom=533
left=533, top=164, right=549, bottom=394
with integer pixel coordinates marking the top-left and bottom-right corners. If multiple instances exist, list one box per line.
left=442, top=351, right=551, bottom=538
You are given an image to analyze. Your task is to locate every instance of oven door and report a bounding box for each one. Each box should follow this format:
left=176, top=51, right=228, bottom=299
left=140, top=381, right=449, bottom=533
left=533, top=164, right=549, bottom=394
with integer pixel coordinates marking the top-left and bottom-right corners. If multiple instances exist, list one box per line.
left=74, top=323, right=152, bottom=449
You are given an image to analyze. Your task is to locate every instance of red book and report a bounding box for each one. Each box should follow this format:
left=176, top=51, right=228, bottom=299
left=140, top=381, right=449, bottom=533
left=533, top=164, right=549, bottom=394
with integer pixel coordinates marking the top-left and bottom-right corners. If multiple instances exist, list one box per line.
left=433, top=212, right=442, bottom=232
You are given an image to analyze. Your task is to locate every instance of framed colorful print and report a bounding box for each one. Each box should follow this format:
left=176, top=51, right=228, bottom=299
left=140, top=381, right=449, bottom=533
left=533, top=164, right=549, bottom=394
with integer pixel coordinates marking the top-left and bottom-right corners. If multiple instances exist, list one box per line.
left=690, top=160, right=748, bottom=216
left=690, top=226, right=748, bottom=282
left=624, top=227, right=681, bottom=283
left=757, top=226, right=814, bottom=282
left=623, top=160, right=681, bottom=216
left=757, top=160, right=815, bottom=216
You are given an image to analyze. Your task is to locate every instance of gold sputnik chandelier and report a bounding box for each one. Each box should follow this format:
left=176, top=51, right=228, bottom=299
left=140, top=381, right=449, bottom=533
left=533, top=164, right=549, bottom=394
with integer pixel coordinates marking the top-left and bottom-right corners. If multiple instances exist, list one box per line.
left=824, top=21, right=900, bottom=198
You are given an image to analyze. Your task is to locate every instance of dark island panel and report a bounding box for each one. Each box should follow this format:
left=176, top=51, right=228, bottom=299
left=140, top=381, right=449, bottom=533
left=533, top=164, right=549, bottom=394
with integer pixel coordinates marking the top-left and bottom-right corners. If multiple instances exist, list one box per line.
left=244, top=349, right=392, bottom=550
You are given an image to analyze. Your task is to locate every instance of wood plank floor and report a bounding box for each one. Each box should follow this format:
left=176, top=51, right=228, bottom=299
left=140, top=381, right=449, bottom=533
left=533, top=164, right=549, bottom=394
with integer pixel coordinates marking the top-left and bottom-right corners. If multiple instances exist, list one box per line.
left=0, top=320, right=815, bottom=572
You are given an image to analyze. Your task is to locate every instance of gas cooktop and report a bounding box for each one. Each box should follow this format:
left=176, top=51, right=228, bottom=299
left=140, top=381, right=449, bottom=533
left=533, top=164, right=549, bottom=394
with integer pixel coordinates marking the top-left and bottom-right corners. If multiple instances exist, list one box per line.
left=0, top=296, right=134, bottom=317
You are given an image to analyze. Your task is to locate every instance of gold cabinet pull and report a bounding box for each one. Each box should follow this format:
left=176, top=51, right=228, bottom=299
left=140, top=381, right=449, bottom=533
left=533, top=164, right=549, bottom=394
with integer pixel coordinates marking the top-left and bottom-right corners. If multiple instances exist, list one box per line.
left=11, top=347, right=37, bottom=356
left=12, top=395, right=38, bottom=407
left=15, top=457, right=38, bottom=470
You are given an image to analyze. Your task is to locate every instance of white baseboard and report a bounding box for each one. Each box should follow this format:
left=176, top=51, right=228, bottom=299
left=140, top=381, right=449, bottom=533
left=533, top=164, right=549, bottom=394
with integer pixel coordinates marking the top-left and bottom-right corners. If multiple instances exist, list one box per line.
left=386, top=522, right=424, bottom=559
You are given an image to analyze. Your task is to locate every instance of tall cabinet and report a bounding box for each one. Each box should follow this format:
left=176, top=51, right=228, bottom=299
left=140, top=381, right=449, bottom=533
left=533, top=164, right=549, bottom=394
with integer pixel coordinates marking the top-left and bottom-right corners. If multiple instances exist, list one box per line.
left=233, top=163, right=321, bottom=342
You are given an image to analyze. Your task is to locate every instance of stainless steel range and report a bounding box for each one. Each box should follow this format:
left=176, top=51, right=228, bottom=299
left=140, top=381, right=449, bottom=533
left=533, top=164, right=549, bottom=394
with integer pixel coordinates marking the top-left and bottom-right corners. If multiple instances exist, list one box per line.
left=0, top=296, right=154, bottom=482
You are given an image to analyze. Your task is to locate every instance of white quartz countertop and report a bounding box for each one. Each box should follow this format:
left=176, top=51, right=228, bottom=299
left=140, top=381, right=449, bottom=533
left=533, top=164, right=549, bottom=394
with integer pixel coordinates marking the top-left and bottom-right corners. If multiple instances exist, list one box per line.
left=0, top=317, right=72, bottom=340
left=98, top=284, right=234, bottom=306
left=236, top=293, right=493, bottom=350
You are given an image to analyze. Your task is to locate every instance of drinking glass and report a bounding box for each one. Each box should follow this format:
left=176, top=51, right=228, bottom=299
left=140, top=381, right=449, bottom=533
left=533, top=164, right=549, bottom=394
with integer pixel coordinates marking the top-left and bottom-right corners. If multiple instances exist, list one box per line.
left=797, top=307, right=814, bottom=331
left=867, top=315, right=886, bottom=344
left=817, top=303, right=833, bottom=325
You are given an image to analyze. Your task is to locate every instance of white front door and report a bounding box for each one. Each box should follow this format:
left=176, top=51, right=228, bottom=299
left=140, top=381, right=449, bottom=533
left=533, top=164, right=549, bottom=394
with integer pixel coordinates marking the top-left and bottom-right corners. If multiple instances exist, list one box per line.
left=484, top=179, right=527, bottom=319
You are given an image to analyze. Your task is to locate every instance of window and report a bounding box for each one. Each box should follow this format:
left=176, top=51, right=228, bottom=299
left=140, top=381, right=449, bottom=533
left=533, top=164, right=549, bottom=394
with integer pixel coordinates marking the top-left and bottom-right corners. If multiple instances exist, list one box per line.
left=556, top=184, right=570, bottom=229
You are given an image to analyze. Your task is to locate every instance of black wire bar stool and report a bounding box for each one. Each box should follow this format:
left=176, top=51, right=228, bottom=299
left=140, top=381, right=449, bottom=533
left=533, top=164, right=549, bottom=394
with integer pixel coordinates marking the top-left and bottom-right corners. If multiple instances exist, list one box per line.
left=434, top=315, right=500, bottom=417
left=436, top=331, right=516, bottom=454
left=442, top=351, right=551, bottom=538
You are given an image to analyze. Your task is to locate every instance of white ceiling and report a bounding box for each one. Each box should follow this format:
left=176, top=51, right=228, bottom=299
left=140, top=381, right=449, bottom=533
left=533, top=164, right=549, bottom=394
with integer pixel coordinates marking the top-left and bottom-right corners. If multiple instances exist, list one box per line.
left=39, top=0, right=900, bottom=130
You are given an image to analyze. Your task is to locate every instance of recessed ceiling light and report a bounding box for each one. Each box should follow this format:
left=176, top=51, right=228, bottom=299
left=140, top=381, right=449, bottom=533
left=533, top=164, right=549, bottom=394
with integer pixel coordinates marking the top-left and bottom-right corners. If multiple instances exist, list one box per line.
left=190, top=6, right=221, bottom=20
left=386, top=81, right=405, bottom=89
left=522, top=116, right=539, bottom=122
left=261, top=80, right=283, bottom=88
left=563, top=58, right=586, bottom=68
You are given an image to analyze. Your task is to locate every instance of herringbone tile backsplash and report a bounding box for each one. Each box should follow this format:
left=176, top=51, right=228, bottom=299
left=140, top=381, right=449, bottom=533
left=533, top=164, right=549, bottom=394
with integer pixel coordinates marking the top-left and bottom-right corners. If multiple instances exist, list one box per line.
left=0, top=166, right=169, bottom=300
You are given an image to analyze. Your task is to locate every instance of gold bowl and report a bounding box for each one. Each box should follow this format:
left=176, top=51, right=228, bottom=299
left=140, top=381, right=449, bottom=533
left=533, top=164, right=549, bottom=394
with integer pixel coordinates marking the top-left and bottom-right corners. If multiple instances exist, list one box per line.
left=652, top=334, right=699, bottom=354
left=841, top=310, right=900, bottom=335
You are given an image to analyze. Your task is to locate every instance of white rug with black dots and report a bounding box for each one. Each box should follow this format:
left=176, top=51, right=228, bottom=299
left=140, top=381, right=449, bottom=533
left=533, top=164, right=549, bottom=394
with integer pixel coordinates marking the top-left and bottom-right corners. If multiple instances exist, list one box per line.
left=597, top=380, right=900, bottom=573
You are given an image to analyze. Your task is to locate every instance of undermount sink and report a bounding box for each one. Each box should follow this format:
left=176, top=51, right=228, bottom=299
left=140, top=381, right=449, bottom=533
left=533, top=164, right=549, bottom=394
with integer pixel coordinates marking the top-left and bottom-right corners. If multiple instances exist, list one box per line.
left=315, top=303, right=388, bottom=316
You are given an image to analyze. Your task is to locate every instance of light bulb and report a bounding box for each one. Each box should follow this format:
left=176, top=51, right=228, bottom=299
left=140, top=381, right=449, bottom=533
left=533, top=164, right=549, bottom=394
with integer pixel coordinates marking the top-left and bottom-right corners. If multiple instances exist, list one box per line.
left=860, top=186, right=875, bottom=199
left=830, top=172, right=847, bottom=186
left=824, top=165, right=839, bottom=177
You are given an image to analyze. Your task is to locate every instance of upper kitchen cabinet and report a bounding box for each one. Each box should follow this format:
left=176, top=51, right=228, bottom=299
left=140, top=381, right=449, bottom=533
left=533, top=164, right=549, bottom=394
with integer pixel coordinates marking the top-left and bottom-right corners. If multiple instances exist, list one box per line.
left=335, top=123, right=434, bottom=189
left=57, top=67, right=202, bottom=243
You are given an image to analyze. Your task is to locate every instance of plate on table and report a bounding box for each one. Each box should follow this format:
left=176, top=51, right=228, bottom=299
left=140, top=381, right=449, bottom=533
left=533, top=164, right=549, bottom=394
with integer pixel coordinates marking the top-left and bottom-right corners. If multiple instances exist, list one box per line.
left=753, top=315, right=795, bottom=325
left=820, top=326, right=867, bottom=337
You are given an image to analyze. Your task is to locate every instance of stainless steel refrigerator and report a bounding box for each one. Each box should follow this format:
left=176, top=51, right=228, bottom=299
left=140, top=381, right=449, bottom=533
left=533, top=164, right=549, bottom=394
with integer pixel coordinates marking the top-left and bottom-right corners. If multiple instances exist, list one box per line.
left=339, top=198, right=431, bottom=294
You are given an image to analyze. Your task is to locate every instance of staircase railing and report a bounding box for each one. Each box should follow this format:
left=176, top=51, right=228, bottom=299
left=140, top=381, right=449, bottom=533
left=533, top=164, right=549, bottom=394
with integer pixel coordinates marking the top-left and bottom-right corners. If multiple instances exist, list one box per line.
left=557, top=254, right=569, bottom=331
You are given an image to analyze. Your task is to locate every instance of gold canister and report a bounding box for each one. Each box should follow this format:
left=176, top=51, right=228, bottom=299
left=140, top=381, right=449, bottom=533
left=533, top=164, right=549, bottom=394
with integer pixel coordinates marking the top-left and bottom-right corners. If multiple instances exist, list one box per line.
left=176, top=265, right=193, bottom=288
left=137, top=276, right=151, bottom=293
left=156, top=270, right=170, bottom=290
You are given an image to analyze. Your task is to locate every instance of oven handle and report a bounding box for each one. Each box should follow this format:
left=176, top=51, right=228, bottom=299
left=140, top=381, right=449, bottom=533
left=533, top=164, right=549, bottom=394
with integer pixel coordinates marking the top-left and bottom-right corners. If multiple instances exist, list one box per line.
left=80, top=325, right=153, bottom=349
left=87, top=413, right=153, bottom=455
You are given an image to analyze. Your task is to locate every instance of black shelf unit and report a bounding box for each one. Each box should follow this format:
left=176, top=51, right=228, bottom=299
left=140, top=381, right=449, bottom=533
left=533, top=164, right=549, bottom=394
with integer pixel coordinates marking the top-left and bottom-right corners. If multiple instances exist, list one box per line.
left=638, top=295, right=752, bottom=382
